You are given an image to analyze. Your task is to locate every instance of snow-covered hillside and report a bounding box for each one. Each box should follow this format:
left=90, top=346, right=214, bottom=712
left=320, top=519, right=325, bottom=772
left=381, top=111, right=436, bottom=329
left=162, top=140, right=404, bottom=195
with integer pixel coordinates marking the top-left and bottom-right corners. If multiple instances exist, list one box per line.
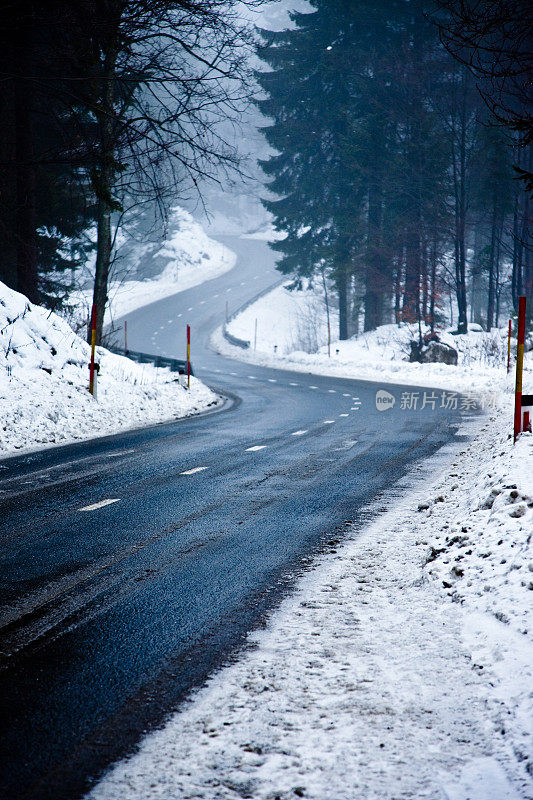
left=219, top=282, right=532, bottom=395
left=71, top=207, right=236, bottom=327
left=0, top=282, right=220, bottom=455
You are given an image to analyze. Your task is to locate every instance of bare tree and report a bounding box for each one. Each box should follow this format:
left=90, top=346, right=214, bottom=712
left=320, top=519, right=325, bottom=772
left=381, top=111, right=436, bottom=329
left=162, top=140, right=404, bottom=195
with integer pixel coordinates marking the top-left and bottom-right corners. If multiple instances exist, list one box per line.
left=60, top=0, right=265, bottom=343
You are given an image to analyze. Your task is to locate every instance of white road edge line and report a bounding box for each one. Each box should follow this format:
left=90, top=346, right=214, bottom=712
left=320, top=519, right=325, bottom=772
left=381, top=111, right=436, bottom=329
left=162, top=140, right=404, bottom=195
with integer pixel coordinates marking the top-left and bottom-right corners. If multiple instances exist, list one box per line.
left=245, top=445, right=267, bottom=452
left=180, top=467, right=208, bottom=475
left=79, top=498, right=120, bottom=512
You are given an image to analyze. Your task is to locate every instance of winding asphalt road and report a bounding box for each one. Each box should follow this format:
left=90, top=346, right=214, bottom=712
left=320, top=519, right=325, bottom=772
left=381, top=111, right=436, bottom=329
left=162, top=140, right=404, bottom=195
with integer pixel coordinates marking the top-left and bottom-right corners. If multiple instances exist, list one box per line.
left=0, top=236, right=472, bottom=800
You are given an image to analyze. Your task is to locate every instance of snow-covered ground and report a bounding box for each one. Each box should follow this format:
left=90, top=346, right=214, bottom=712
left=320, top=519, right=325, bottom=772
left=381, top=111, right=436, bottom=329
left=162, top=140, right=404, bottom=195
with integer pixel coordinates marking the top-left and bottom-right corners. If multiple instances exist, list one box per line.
left=216, top=282, right=532, bottom=396
left=70, top=207, right=236, bottom=328
left=87, top=400, right=532, bottom=800
left=0, top=281, right=221, bottom=456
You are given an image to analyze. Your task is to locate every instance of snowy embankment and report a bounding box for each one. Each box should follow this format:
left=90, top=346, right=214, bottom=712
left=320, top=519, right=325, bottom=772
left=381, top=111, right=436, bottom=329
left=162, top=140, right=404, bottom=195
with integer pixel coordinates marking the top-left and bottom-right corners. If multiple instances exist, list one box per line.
left=214, top=282, right=532, bottom=396
left=71, top=207, right=236, bottom=327
left=87, top=402, right=532, bottom=800
left=0, top=282, right=220, bottom=456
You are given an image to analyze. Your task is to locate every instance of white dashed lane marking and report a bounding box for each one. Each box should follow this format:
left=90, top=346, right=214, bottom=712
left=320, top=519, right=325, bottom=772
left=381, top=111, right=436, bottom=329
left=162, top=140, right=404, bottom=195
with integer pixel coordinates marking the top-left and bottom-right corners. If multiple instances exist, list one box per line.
left=180, top=467, right=208, bottom=476
left=328, top=389, right=336, bottom=393
left=248, top=376, right=257, bottom=380
left=339, top=413, right=349, bottom=417
left=289, top=382, right=299, bottom=386
left=187, top=307, right=193, bottom=312
left=291, top=430, right=307, bottom=436
left=323, top=420, right=335, bottom=424
left=343, top=393, right=351, bottom=397
left=79, top=498, right=120, bottom=512
left=309, top=385, right=318, bottom=390
left=268, top=379, right=277, bottom=383
left=245, top=445, right=267, bottom=452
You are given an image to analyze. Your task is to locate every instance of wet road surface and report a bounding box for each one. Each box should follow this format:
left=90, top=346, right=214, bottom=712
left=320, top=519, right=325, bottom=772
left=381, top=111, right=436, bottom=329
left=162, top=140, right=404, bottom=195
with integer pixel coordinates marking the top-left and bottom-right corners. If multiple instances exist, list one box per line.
left=0, top=236, right=471, bottom=799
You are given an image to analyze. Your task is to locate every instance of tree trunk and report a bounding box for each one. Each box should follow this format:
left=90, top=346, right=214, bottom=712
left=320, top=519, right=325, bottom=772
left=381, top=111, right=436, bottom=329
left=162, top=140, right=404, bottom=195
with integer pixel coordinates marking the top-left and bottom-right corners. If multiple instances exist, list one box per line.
left=364, top=174, right=384, bottom=331
left=394, top=242, right=403, bottom=325
left=486, top=204, right=497, bottom=330
left=337, top=266, right=349, bottom=340
left=89, top=53, right=117, bottom=345
left=403, top=225, right=421, bottom=323
left=452, top=66, right=469, bottom=334
left=523, top=145, right=532, bottom=327
left=421, top=236, right=428, bottom=321
left=429, top=233, right=438, bottom=333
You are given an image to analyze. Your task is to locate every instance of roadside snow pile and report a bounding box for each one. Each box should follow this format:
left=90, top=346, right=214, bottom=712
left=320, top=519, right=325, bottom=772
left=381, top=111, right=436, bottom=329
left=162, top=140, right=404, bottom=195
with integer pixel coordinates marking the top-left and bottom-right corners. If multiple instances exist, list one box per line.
left=87, top=409, right=532, bottom=800
left=219, top=282, right=531, bottom=394
left=420, top=421, right=532, bottom=636
left=71, top=207, right=236, bottom=326
left=0, top=281, right=220, bottom=455
left=226, top=282, right=337, bottom=354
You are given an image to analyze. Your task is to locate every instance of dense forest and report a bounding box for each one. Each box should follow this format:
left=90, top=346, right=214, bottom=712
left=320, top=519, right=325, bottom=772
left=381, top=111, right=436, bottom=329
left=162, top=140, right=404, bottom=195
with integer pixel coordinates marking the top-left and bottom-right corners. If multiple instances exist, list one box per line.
left=0, top=0, right=531, bottom=343
left=257, top=0, right=532, bottom=338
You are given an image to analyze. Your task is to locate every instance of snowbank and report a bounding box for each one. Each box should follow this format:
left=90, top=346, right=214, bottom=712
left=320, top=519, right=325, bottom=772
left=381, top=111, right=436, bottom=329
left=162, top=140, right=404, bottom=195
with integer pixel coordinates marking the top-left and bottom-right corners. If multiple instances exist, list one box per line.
left=71, top=207, right=236, bottom=326
left=218, top=282, right=532, bottom=396
left=87, top=407, right=532, bottom=800
left=0, top=282, right=221, bottom=456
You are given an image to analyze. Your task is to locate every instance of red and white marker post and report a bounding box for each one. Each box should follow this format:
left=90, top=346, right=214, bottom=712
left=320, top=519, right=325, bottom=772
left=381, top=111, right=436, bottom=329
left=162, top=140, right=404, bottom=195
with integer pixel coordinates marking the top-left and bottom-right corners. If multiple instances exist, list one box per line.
left=507, top=318, right=512, bottom=374
left=513, top=296, right=526, bottom=442
left=89, top=303, right=97, bottom=396
left=187, top=324, right=191, bottom=389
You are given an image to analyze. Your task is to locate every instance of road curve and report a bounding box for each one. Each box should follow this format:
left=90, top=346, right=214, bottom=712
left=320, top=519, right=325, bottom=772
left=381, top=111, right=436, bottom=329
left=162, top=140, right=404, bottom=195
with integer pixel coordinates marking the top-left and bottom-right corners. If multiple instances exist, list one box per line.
left=0, top=235, right=472, bottom=800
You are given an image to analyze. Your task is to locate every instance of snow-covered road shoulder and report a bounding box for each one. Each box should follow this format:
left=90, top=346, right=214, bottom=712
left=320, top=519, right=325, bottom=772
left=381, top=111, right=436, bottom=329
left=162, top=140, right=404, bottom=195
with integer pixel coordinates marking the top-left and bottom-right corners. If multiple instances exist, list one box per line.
left=0, top=282, right=221, bottom=456
left=87, top=408, right=532, bottom=800
left=213, top=282, right=531, bottom=396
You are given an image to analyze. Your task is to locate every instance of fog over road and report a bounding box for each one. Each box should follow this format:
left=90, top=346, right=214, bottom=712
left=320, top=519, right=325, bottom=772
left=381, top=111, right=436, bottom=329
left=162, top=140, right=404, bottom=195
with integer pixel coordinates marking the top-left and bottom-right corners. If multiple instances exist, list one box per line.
left=0, top=236, right=470, bottom=800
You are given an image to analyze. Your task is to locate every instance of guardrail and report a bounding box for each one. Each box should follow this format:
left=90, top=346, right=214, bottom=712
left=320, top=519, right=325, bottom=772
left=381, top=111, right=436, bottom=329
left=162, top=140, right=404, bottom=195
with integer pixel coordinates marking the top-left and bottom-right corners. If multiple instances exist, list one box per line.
left=223, top=329, right=250, bottom=349
left=222, top=279, right=285, bottom=350
left=107, top=346, right=194, bottom=376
